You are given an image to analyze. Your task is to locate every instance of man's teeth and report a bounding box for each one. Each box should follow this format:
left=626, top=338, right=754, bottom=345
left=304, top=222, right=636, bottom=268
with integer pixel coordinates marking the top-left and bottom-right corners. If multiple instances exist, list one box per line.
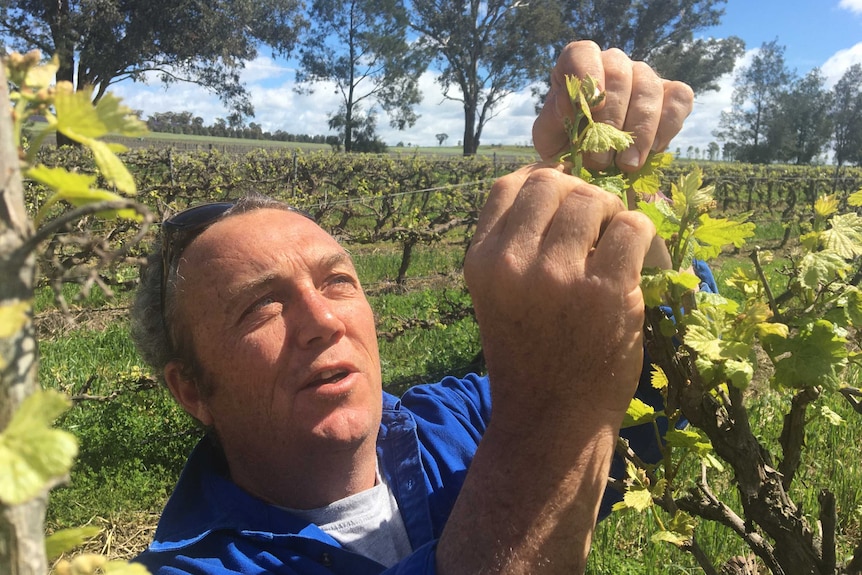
left=316, top=370, right=347, bottom=384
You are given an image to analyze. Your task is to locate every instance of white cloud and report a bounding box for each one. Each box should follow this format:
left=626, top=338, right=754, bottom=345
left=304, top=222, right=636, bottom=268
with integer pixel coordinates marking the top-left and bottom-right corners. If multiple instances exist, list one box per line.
left=822, top=42, right=862, bottom=86
left=839, top=0, right=862, bottom=14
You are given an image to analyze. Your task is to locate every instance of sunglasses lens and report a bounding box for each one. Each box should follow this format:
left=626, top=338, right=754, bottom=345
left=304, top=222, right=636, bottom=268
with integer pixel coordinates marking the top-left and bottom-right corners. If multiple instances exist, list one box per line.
left=163, top=202, right=235, bottom=232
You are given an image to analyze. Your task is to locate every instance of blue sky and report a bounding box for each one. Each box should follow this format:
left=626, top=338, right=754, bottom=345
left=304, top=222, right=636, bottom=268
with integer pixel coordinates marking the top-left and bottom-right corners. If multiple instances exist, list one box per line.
left=111, top=0, right=862, bottom=155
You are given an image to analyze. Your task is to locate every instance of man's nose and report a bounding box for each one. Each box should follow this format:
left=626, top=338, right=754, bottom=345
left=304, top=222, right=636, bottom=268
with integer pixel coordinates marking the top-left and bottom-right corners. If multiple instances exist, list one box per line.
left=293, top=288, right=346, bottom=348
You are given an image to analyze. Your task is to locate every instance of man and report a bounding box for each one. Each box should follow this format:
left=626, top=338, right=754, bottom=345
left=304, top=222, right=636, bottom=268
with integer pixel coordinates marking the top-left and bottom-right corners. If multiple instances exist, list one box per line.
left=131, top=41, right=699, bottom=574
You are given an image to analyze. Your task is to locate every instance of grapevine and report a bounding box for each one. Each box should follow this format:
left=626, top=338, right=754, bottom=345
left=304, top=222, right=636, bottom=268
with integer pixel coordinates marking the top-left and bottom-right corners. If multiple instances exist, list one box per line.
left=1, top=51, right=151, bottom=574
left=559, top=74, right=862, bottom=574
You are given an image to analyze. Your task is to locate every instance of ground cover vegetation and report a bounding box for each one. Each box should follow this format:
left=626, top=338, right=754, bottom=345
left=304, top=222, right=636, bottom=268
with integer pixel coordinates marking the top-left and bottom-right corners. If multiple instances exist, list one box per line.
left=4, top=53, right=862, bottom=575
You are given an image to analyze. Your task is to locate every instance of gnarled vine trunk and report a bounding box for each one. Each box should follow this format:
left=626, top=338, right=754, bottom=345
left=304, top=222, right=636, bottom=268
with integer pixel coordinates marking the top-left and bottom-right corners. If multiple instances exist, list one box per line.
left=0, top=64, right=47, bottom=575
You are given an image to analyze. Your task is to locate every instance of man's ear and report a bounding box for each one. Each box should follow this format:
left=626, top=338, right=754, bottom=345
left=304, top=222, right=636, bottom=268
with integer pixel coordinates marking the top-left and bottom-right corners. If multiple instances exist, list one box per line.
left=164, top=361, right=213, bottom=427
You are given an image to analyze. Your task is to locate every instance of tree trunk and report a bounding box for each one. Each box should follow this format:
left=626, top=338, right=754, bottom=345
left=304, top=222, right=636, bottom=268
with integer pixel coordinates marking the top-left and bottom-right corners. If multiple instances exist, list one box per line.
left=0, top=64, right=47, bottom=575
left=462, top=101, right=478, bottom=156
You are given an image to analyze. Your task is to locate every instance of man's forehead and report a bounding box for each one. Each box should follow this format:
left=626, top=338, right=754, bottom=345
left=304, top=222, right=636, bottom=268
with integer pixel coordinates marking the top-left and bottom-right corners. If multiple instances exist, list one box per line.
left=185, top=208, right=349, bottom=270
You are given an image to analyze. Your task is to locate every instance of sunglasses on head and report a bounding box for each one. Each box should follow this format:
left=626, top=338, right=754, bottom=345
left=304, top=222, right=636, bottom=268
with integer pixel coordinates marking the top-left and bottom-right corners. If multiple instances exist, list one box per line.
left=159, top=201, right=312, bottom=319
left=160, top=202, right=235, bottom=313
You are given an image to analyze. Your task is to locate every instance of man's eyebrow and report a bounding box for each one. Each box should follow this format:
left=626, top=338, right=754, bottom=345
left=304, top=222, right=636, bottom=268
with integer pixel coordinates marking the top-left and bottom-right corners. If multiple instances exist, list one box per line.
left=323, top=250, right=355, bottom=269
left=225, top=272, right=279, bottom=313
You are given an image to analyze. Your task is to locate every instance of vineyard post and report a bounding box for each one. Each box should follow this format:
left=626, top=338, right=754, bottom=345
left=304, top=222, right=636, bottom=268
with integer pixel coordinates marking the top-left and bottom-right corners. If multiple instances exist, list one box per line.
left=0, top=63, right=48, bottom=575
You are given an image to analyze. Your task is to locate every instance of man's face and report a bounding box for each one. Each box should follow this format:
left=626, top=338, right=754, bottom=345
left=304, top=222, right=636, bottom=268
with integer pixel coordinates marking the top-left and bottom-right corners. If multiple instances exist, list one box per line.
left=168, top=208, right=383, bottom=481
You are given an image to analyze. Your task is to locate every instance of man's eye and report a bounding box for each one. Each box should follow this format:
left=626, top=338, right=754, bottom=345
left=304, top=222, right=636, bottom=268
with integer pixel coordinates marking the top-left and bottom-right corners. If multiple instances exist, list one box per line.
left=249, top=295, right=279, bottom=313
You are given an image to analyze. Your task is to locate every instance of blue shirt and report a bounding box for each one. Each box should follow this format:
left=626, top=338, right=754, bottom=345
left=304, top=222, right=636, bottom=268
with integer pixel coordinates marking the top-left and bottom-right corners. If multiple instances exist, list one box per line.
left=135, top=371, right=668, bottom=575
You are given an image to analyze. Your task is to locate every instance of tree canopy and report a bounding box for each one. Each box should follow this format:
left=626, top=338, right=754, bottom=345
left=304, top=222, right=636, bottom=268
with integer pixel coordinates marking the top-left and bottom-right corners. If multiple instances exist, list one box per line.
left=295, top=0, right=423, bottom=153
left=714, top=40, right=793, bottom=164
left=558, top=0, right=744, bottom=94
left=831, top=64, right=862, bottom=168
left=0, top=0, right=304, bottom=117
left=408, top=0, right=563, bottom=156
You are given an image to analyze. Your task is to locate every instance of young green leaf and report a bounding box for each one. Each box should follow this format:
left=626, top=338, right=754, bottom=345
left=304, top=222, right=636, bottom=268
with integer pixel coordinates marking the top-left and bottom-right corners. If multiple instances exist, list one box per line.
left=821, top=213, right=862, bottom=259
left=0, top=390, right=78, bottom=505
left=622, top=397, right=661, bottom=428
left=692, top=214, right=756, bottom=260
left=763, top=320, right=848, bottom=389
left=46, top=526, right=101, bottom=561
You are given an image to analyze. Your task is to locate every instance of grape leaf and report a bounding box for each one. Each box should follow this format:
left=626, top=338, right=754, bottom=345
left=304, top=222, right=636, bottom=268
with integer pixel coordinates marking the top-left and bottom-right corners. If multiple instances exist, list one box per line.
left=622, top=486, right=653, bottom=511
left=845, top=287, right=862, bottom=327
left=670, top=168, right=713, bottom=218
left=798, top=251, right=850, bottom=290
left=764, top=320, right=848, bottom=389
left=628, top=152, right=673, bottom=196
left=22, top=55, right=59, bottom=91
left=0, top=390, right=78, bottom=505
left=52, top=88, right=145, bottom=141
left=46, top=526, right=101, bottom=561
left=49, top=88, right=144, bottom=195
left=693, top=214, right=755, bottom=256
left=637, top=200, right=678, bottom=240
left=814, top=194, right=839, bottom=219
left=622, top=397, right=660, bottom=428
left=581, top=121, right=634, bottom=153
left=650, top=364, right=668, bottom=390
left=651, top=511, right=696, bottom=546
left=821, top=213, right=862, bottom=259
left=28, top=166, right=140, bottom=224
left=665, top=428, right=713, bottom=453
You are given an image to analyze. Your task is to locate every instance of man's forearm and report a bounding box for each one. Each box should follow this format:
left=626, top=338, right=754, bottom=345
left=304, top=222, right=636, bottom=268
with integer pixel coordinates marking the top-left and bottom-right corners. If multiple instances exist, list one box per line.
left=435, top=415, right=621, bottom=575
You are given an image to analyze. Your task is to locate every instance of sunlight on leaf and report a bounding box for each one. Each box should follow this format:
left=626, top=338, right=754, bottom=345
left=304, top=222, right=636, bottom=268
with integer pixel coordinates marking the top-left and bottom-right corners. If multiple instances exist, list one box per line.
left=650, top=364, right=668, bottom=390
left=0, top=300, right=30, bottom=338
left=622, top=486, right=653, bottom=511
left=814, top=194, right=839, bottom=219
left=822, top=213, right=862, bottom=259
left=46, top=526, right=101, bottom=561
left=622, top=397, right=660, bottom=428
left=0, top=390, right=78, bottom=505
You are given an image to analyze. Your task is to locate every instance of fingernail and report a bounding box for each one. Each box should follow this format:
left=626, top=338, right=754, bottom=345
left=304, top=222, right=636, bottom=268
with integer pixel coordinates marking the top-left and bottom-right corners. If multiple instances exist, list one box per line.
left=619, top=147, right=641, bottom=169
left=591, top=151, right=613, bottom=166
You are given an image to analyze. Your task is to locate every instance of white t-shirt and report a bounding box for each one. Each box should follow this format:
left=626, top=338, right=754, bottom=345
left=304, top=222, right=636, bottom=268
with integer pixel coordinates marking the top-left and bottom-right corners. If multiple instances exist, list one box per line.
left=281, top=468, right=413, bottom=567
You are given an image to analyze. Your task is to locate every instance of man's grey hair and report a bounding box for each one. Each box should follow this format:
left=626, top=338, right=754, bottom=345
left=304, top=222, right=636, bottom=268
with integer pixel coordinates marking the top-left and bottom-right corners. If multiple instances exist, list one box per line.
left=130, top=194, right=307, bottom=392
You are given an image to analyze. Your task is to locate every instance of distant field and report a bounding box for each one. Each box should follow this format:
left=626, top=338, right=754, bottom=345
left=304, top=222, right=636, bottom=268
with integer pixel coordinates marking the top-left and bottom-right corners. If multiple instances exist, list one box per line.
left=102, top=131, right=539, bottom=161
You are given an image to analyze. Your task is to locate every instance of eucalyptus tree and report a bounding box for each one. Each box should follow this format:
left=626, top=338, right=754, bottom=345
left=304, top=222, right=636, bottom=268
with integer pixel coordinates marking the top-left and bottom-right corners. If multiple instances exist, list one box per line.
left=831, top=64, right=862, bottom=168
left=769, top=68, right=833, bottom=165
left=557, top=0, right=744, bottom=94
left=408, top=0, right=564, bottom=156
left=295, top=0, right=423, bottom=152
left=0, top=0, right=304, bottom=144
left=715, top=40, right=794, bottom=164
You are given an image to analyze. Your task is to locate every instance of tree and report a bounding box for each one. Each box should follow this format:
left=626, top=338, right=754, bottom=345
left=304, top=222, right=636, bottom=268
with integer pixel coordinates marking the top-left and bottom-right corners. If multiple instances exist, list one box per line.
left=0, top=0, right=305, bottom=145
left=295, top=0, right=423, bottom=153
left=714, top=40, right=793, bottom=164
left=707, top=141, right=719, bottom=161
left=830, top=63, right=862, bottom=168
left=557, top=0, right=744, bottom=94
left=769, top=68, right=833, bottom=165
left=436, top=133, right=449, bottom=146
left=408, top=0, right=564, bottom=156
left=328, top=105, right=388, bottom=153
